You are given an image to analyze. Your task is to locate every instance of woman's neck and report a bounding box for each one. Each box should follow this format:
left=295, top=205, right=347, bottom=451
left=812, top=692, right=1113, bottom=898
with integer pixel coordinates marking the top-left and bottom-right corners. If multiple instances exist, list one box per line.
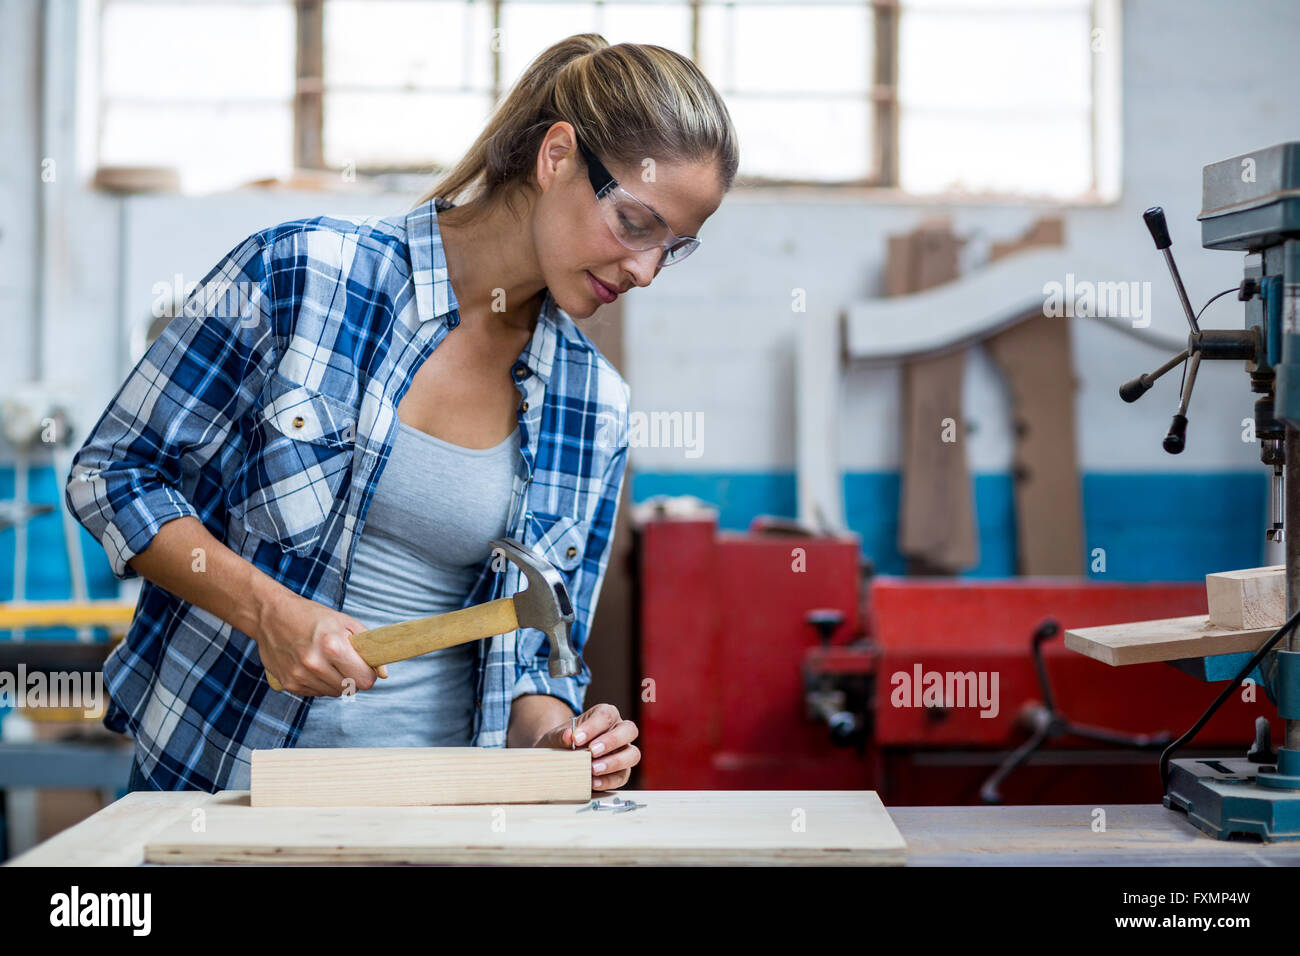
left=436, top=197, right=546, bottom=335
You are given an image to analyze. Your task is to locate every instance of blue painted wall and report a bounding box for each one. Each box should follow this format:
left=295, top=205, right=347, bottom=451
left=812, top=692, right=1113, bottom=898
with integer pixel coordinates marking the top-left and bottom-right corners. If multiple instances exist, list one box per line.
left=632, top=470, right=1269, bottom=581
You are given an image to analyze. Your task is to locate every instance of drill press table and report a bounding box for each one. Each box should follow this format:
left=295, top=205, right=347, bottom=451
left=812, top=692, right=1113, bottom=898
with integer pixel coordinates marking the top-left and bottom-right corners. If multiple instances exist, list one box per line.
left=9, top=791, right=1300, bottom=866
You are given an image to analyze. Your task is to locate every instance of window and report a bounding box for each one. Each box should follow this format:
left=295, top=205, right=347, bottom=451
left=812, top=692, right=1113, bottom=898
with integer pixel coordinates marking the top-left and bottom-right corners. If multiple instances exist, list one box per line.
left=699, top=1, right=887, bottom=184
left=313, top=0, right=698, bottom=173
left=94, top=0, right=1108, bottom=198
left=98, top=0, right=295, bottom=193
left=898, top=0, right=1097, bottom=197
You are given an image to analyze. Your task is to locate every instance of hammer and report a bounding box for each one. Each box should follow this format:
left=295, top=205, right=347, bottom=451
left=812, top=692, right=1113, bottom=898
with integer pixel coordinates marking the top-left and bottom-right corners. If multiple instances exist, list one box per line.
left=264, top=536, right=578, bottom=692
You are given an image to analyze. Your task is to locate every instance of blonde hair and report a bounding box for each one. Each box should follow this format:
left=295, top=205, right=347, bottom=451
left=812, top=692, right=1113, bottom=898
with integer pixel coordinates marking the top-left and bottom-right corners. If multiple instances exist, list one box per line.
left=414, top=33, right=738, bottom=220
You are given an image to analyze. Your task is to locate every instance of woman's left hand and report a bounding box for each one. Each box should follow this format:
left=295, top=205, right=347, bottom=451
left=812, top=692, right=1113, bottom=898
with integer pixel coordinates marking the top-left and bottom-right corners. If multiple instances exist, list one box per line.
left=535, top=703, right=640, bottom=791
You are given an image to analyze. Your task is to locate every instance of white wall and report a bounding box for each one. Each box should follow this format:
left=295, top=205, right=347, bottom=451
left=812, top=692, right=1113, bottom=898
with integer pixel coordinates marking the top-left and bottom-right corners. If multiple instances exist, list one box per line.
left=3, top=0, right=1298, bottom=485
left=0, top=0, right=42, bottom=390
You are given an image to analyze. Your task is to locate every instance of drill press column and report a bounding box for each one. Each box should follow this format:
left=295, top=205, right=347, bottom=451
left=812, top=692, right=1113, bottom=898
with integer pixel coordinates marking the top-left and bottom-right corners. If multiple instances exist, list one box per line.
left=1288, top=426, right=1300, bottom=753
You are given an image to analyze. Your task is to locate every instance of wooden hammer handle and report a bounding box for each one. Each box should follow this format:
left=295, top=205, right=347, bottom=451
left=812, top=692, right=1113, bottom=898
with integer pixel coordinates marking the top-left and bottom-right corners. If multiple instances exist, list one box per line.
left=265, top=597, right=518, bottom=692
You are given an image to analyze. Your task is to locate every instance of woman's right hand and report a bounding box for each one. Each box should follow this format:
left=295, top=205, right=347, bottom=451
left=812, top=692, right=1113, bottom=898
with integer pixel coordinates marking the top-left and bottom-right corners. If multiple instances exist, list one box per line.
left=253, top=586, right=389, bottom=696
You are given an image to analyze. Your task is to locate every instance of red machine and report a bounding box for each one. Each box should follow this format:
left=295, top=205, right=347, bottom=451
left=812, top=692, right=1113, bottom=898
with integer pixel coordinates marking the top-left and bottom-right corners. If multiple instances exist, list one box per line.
left=635, top=514, right=1278, bottom=804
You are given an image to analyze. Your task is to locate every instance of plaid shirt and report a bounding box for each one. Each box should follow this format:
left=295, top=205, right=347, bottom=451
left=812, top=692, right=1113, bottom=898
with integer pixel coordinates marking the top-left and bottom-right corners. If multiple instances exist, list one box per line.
left=65, top=198, right=630, bottom=792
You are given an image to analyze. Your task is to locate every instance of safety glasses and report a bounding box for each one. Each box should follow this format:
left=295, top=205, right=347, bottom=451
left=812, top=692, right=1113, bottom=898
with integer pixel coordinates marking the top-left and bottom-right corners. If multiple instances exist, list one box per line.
left=575, top=136, right=701, bottom=267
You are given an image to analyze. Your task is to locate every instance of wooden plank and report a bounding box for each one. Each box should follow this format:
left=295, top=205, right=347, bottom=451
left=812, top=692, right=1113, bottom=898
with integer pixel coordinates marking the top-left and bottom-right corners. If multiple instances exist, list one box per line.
left=4, top=790, right=211, bottom=867
left=250, top=747, right=591, bottom=808
left=988, top=215, right=1064, bottom=261
left=899, top=350, right=976, bottom=571
left=1206, top=565, right=1285, bottom=629
left=893, top=222, right=977, bottom=573
left=984, top=314, right=1084, bottom=575
left=983, top=215, right=1077, bottom=576
left=145, top=790, right=906, bottom=866
left=1064, top=614, right=1276, bottom=666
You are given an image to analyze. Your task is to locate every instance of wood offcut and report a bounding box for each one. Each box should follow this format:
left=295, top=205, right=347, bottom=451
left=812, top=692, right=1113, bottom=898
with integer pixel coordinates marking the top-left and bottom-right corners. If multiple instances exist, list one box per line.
left=250, top=747, right=592, bottom=807
left=1064, top=615, right=1276, bottom=666
left=1206, top=565, right=1285, bottom=630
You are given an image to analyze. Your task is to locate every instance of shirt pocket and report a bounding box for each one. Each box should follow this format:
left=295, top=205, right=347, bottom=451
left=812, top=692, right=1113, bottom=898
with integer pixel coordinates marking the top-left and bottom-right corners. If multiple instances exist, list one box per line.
left=515, top=510, right=589, bottom=664
left=524, top=510, right=588, bottom=574
left=229, top=369, right=358, bottom=556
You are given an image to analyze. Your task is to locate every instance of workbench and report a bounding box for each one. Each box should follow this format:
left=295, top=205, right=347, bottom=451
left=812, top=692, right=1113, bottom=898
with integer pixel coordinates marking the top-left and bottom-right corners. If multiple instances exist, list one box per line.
left=8, top=791, right=1300, bottom=865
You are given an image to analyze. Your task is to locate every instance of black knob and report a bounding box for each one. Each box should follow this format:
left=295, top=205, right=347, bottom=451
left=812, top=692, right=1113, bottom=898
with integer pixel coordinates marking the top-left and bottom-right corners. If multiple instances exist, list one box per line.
left=1248, top=716, right=1277, bottom=764
left=806, top=609, right=844, bottom=647
left=1119, top=375, right=1152, bottom=403
left=1144, top=206, right=1172, bottom=250
left=828, top=712, right=858, bottom=742
left=1164, top=413, right=1188, bottom=454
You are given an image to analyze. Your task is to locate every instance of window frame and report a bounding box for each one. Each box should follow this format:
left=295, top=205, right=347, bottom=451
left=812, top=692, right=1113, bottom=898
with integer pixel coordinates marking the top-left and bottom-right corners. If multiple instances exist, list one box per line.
left=93, top=0, right=1115, bottom=200
left=292, top=0, right=902, bottom=187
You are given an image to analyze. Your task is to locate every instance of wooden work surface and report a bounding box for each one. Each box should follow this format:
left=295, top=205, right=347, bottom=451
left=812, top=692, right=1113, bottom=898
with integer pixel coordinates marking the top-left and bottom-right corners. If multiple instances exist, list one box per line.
left=11, top=794, right=1300, bottom=866
left=8, top=790, right=904, bottom=867
left=1065, top=614, right=1275, bottom=666
left=891, top=805, right=1300, bottom=866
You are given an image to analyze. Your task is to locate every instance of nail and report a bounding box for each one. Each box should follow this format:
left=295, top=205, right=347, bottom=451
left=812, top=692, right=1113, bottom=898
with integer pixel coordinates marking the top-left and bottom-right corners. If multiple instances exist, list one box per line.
left=575, top=731, right=586, bottom=744
left=591, top=742, right=604, bottom=755
left=593, top=762, right=606, bottom=772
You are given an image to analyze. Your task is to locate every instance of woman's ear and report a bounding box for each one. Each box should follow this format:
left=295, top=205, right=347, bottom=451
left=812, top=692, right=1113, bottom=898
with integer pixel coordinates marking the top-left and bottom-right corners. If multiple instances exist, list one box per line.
left=536, top=121, right=580, bottom=194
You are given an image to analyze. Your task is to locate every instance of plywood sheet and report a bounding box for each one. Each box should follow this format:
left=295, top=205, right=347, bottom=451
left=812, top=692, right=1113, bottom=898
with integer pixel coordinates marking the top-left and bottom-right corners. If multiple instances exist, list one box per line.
left=145, top=790, right=906, bottom=866
left=6, top=791, right=212, bottom=867
left=250, top=747, right=591, bottom=807
left=1064, top=614, right=1276, bottom=666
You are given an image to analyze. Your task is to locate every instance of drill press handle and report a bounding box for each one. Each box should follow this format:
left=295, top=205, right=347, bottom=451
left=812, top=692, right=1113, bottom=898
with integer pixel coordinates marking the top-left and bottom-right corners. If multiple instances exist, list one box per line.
left=1142, top=206, right=1172, bottom=250
left=1121, top=205, right=1257, bottom=454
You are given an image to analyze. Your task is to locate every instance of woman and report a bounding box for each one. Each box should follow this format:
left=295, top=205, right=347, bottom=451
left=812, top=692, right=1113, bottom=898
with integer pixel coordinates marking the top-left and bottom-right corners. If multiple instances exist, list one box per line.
left=65, top=33, right=738, bottom=794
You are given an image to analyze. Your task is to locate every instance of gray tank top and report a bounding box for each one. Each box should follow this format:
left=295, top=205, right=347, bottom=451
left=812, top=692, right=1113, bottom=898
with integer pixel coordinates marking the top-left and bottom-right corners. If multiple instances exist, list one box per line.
left=294, top=418, right=520, bottom=748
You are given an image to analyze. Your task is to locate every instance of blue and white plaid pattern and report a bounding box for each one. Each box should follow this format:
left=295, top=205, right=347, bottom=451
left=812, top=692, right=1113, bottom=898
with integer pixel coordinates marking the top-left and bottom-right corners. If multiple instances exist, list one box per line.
left=65, top=199, right=631, bottom=792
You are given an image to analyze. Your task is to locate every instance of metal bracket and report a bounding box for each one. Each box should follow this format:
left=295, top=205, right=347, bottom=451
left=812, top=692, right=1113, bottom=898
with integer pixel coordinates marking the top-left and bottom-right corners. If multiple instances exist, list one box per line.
left=576, top=796, right=646, bottom=813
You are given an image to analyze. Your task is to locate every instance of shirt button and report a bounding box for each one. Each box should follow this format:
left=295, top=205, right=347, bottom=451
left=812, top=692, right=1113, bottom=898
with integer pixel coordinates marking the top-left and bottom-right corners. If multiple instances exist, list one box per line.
left=514, top=366, right=527, bottom=380
left=292, top=416, right=305, bottom=429
left=566, top=546, right=578, bottom=559
left=521, top=400, right=529, bottom=412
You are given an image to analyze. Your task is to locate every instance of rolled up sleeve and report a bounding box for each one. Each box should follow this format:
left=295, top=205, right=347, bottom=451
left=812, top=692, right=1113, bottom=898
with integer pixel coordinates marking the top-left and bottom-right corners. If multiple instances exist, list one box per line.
left=65, top=235, right=275, bottom=579
left=511, top=428, right=631, bottom=715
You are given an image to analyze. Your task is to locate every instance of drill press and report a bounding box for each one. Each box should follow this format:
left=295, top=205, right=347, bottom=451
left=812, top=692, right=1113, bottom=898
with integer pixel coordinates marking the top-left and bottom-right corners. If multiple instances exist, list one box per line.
left=1120, top=141, right=1300, bottom=840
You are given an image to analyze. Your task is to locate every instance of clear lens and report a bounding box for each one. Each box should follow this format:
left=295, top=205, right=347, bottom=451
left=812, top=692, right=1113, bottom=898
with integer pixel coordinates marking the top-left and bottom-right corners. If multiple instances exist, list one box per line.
left=613, top=202, right=659, bottom=241
left=597, top=189, right=699, bottom=266
left=601, top=195, right=664, bottom=249
left=661, top=239, right=699, bottom=266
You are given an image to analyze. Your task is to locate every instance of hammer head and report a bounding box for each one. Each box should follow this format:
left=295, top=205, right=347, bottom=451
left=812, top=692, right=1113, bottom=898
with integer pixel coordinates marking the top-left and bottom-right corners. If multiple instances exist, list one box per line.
left=490, top=537, right=580, bottom=678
